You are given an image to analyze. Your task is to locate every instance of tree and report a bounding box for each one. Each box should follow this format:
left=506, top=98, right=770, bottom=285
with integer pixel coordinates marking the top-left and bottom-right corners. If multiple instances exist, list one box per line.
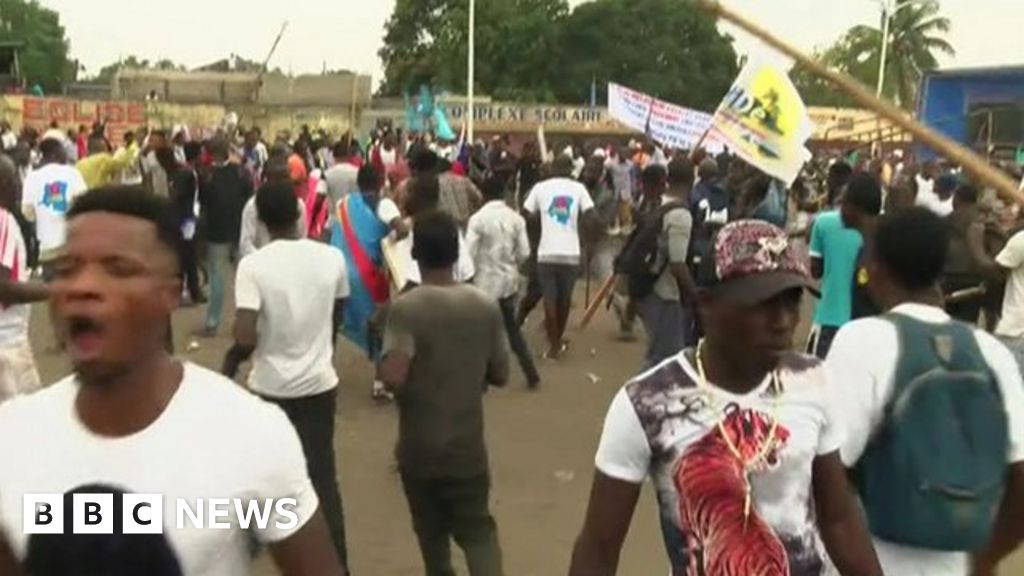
left=795, top=0, right=953, bottom=109
left=792, top=47, right=858, bottom=109
left=0, top=0, right=70, bottom=92
left=551, top=0, right=738, bottom=110
left=378, top=0, right=569, bottom=101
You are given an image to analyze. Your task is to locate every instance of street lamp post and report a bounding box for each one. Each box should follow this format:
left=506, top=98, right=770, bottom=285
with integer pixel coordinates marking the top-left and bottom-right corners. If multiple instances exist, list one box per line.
left=467, top=0, right=476, bottom=143
left=875, top=0, right=924, bottom=98
left=875, top=1, right=892, bottom=97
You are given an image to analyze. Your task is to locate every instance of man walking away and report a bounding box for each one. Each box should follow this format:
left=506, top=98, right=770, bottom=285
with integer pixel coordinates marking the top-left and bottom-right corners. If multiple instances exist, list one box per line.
left=605, top=146, right=634, bottom=235
left=943, top=183, right=988, bottom=324
left=325, top=141, right=360, bottom=227
left=223, top=181, right=351, bottom=571
left=828, top=207, right=1024, bottom=576
left=198, top=137, right=252, bottom=337
left=169, top=142, right=205, bottom=305
left=22, top=138, right=88, bottom=277
left=379, top=210, right=509, bottom=576
left=467, top=176, right=541, bottom=389
left=523, top=155, right=595, bottom=359
left=689, top=158, right=730, bottom=288
left=807, top=172, right=881, bottom=358
left=621, top=158, right=698, bottom=368
left=0, top=156, right=48, bottom=404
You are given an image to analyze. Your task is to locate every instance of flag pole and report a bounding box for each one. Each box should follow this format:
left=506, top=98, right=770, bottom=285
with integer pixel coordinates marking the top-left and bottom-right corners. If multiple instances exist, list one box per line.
left=694, top=0, right=1022, bottom=206
left=467, top=0, right=476, bottom=144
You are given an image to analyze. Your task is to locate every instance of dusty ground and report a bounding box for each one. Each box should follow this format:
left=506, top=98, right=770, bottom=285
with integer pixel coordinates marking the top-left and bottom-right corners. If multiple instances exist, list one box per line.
left=28, top=288, right=1024, bottom=575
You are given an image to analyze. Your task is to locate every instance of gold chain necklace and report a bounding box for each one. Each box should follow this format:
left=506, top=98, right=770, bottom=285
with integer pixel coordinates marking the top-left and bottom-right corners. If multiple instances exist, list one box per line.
left=694, top=340, right=783, bottom=529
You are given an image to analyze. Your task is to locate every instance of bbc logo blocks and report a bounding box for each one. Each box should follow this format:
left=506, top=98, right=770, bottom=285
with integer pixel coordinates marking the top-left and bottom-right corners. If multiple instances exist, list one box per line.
left=23, top=493, right=163, bottom=535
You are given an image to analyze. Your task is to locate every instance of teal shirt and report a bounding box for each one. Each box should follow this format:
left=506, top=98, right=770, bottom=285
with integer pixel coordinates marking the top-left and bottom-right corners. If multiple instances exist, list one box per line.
left=809, top=211, right=863, bottom=328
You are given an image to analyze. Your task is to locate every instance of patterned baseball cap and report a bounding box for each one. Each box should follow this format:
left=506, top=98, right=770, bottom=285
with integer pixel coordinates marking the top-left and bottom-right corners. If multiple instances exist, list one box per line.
left=712, top=219, right=818, bottom=305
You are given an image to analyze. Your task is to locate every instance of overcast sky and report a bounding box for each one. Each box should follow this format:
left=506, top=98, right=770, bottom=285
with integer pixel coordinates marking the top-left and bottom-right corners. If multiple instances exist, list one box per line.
left=40, top=0, right=1022, bottom=88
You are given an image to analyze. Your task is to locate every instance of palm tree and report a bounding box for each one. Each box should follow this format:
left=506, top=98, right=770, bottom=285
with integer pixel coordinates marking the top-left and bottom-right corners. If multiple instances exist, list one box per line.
left=830, top=0, right=955, bottom=108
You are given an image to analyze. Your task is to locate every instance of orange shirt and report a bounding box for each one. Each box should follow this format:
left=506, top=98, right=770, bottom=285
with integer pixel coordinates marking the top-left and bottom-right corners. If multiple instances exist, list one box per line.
left=288, top=154, right=308, bottom=198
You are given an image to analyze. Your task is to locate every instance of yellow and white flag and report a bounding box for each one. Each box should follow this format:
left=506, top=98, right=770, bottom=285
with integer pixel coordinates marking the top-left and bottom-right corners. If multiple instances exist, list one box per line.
left=710, top=60, right=814, bottom=185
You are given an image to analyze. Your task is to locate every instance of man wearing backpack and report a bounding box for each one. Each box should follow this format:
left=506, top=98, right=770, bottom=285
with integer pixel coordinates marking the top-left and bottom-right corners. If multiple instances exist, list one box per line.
left=618, top=158, right=699, bottom=368
left=827, top=207, right=1024, bottom=576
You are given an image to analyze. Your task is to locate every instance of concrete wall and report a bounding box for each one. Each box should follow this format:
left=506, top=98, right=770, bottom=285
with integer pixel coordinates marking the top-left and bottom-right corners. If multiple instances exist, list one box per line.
left=258, top=73, right=372, bottom=107
left=112, top=70, right=372, bottom=108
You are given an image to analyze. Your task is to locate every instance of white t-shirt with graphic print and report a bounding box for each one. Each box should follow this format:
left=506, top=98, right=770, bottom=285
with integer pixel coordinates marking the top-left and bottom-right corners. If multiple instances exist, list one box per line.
left=523, top=178, right=594, bottom=265
left=22, top=163, right=87, bottom=254
left=595, top=351, right=842, bottom=575
left=0, top=363, right=319, bottom=575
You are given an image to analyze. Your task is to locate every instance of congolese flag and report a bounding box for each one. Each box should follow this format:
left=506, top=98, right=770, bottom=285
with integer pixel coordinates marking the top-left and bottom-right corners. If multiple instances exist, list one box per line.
left=330, top=195, right=391, bottom=355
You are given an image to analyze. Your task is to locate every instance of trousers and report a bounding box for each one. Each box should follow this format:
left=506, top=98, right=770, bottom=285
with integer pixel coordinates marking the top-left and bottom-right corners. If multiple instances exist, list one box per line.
left=400, top=473, right=503, bottom=576
left=261, top=389, right=349, bottom=569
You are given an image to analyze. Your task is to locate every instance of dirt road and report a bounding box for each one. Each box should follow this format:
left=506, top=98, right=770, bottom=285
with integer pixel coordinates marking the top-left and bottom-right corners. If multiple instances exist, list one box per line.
left=27, top=293, right=1024, bottom=575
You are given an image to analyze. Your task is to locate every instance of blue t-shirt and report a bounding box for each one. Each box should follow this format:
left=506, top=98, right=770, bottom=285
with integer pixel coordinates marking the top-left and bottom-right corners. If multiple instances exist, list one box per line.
left=809, top=211, right=863, bottom=327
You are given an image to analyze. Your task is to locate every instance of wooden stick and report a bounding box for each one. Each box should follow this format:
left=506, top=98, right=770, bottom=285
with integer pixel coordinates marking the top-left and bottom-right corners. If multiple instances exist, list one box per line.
left=695, top=0, right=1023, bottom=206
left=580, top=275, right=616, bottom=329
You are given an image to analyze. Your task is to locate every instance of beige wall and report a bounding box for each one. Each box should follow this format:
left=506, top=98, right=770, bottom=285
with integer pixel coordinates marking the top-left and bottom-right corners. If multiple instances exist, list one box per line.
left=1, top=95, right=361, bottom=144
left=112, top=70, right=372, bottom=109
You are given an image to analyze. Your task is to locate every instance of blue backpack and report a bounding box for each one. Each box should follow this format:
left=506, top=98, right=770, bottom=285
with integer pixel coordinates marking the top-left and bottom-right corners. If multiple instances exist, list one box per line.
left=856, top=314, right=1008, bottom=551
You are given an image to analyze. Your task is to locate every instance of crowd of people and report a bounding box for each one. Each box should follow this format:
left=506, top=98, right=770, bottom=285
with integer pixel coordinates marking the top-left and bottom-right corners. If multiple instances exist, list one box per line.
left=0, top=114, right=1023, bottom=576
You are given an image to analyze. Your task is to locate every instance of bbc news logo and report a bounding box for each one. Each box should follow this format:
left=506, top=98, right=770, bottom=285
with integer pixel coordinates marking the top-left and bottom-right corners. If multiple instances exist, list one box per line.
left=23, top=494, right=299, bottom=534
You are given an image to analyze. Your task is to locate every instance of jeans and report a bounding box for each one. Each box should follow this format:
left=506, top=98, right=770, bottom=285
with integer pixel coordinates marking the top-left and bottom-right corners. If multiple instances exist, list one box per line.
left=498, top=297, right=540, bottom=386
left=400, top=474, right=503, bottom=576
left=204, top=242, right=233, bottom=331
left=261, top=389, right=349, bottom=569
left=180, top=238, right=202, bottom=303
left=516, top=258, right=542, bottom=327
left=637, top=294, right=688, bottom=369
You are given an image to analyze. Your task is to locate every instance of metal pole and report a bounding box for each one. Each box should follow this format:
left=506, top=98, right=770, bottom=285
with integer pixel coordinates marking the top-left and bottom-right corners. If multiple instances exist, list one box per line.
left=876, top=2, right=890, bottom=97
left=467, top=0, right=476, bottom=144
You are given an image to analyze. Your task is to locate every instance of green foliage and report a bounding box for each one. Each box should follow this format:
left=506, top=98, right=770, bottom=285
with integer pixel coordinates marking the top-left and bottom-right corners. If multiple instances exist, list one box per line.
left=379, top=0, right=568, bottom=101
left=794, top=0, right=954, bottom=109
left=378, top=0, right=738, bottom=110
left=0, top=0, right=70, bottom=92
left=552, top=0, right=737, bottom=109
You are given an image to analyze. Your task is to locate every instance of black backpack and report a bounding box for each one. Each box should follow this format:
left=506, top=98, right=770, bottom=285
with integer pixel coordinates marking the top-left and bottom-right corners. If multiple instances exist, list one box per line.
left=614, top=201, right=686, bottom=299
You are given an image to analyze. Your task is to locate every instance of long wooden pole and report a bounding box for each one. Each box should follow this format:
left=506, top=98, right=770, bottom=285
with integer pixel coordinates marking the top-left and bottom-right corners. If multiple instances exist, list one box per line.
left=695, top=0, right=1023, bottom=206
left=580, top=274, right=616, bottom=329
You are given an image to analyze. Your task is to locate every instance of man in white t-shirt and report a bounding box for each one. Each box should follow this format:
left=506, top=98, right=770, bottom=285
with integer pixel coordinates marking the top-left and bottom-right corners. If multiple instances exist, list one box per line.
left=570, top=219, right=882, bottom=576
left=827, top=207, right=1024, bottom=576
left=21, top=137, right=88, bottom=270
left=238, top=193, right=305, bottom=258
left=0, top=156, right=49, bottom=404
left=993, top=226, right=1024, bottom=367
left=523, top=155, right=595, bottom=359
left=324, top=142, right=360, bottom=225
left=0, top=186, right=342, bottom=575
left=223, top=181, right=351, bottom=572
